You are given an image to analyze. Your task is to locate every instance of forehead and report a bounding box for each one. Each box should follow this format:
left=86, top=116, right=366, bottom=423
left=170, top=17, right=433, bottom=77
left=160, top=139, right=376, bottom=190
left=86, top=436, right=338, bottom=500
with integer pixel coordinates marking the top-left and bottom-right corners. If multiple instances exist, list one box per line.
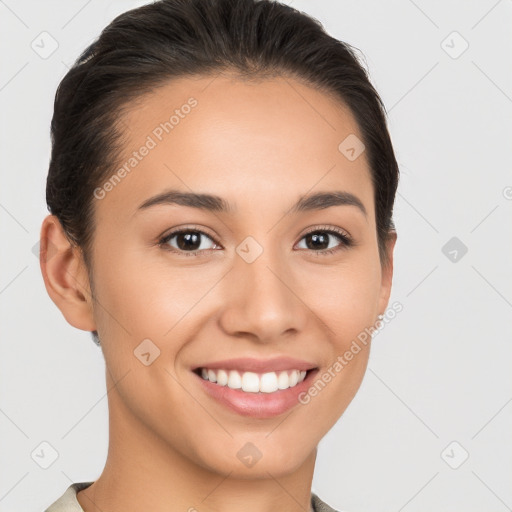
left=106, top=73, right=374, bottom=218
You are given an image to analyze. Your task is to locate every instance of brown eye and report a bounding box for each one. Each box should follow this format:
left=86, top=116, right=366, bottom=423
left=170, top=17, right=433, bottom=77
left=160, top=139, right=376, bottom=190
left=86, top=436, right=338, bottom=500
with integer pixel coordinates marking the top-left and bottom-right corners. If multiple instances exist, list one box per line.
left=159, top=229, right=219, bottom=255
left=296, top=227, right=353, bottom=255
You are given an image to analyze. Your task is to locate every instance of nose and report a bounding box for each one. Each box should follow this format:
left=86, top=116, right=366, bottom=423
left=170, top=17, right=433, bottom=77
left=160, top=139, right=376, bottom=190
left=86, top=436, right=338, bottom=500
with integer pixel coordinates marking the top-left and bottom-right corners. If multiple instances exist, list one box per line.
left=218, top=248, right=308, bottom=344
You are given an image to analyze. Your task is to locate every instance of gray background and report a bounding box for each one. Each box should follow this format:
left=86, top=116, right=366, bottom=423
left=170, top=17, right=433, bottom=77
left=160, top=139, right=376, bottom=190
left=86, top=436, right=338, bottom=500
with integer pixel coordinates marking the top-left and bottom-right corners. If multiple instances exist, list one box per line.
left=1, top=0, right=511, bottom=511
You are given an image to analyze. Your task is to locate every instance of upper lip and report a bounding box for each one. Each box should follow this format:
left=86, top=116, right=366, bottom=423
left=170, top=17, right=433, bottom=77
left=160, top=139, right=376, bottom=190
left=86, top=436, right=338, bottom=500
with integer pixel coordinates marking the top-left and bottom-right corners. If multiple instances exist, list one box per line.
left=193, top=356, right=318, bottom=373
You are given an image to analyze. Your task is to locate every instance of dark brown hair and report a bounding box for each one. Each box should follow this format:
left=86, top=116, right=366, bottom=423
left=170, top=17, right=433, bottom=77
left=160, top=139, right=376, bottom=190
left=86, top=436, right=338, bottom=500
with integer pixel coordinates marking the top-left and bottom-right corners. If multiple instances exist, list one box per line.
left=47, top=0, right=399, bottom=280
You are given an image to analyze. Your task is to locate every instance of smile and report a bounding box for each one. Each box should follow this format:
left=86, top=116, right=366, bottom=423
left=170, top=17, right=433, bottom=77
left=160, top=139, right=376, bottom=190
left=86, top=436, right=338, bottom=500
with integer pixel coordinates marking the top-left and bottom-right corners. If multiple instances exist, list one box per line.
left=196, top=368, right=308, bottom=393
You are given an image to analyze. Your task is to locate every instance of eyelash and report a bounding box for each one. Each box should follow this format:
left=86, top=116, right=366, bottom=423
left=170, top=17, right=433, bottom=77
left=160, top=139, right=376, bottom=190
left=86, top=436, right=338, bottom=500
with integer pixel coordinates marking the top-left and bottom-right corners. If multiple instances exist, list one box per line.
left=157, top=225, right=354, bottom=258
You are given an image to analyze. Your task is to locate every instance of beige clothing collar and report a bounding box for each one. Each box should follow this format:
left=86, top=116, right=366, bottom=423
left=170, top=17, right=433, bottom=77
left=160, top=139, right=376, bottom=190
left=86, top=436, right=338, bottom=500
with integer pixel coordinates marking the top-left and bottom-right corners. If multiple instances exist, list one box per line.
left=43, top=482, right=340, bottom=512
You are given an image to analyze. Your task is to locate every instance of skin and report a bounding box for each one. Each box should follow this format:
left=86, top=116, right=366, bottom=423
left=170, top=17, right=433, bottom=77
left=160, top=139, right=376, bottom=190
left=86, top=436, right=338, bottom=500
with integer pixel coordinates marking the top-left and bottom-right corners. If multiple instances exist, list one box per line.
left=40, top=73, right=396, bottom=512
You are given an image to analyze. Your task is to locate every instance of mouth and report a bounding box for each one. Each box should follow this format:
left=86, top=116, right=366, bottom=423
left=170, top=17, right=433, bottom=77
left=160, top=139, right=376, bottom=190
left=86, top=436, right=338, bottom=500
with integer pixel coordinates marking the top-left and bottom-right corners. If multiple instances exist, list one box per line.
left=191, top=358, right=319, bottom=418
left=192, top=367, right=315, bottom=393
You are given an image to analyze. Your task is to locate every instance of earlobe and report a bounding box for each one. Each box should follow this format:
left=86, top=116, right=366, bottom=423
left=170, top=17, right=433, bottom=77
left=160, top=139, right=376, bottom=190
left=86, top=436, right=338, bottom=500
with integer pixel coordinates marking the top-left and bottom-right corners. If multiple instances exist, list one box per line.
left=39, top=215, right=97, bottom=332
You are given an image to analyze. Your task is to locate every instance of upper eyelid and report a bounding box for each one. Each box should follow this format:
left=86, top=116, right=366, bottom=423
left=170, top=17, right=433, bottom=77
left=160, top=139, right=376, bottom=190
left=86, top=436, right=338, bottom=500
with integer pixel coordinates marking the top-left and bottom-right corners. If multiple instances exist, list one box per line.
left=160, top=225, right=217, bottom=243
left=302, top=224, right=351, bottom=239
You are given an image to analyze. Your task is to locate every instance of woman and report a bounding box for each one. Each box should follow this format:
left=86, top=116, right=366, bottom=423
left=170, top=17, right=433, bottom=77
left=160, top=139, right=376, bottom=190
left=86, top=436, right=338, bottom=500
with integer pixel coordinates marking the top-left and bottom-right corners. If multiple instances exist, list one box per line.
left=40, top=0, right=399, bottom=510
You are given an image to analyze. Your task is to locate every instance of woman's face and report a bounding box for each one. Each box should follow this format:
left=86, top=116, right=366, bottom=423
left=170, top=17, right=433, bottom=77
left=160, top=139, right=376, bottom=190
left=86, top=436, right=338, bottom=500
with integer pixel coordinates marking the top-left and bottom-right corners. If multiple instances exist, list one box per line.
left=85, top=74, right=395, bottom=477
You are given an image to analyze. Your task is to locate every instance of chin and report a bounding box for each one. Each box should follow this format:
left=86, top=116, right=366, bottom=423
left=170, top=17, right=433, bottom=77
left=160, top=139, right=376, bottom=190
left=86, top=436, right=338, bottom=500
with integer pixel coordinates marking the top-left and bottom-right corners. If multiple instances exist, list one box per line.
left=193, top=439, right=314, bottom=480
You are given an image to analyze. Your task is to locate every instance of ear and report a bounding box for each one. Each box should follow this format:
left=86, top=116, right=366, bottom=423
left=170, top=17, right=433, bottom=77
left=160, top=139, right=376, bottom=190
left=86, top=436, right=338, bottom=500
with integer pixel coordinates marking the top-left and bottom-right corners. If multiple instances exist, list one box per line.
left=39, top=215, right=97, bottom=332
left=377, top=231, right=397, bottom=315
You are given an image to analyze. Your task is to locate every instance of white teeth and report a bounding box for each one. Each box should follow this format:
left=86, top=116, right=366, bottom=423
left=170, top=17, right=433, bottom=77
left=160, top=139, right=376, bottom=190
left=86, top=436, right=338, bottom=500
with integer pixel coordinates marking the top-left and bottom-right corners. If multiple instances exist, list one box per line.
left=216, top=369, right=228, bottom=386
left=228, top=370, right=242, bottom=389
left=277, top=371, right=289, bottom=389
left=260, top=372, right=278, bottom=393
left=241, top=372, right=260, bottom=393
left=199, top=368, right=309, bottom=393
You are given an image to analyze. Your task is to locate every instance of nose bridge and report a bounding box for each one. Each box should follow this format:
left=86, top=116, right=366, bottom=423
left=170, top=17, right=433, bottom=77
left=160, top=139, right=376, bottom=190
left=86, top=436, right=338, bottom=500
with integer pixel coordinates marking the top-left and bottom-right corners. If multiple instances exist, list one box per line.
left=219, top=239, right=305, bottom=341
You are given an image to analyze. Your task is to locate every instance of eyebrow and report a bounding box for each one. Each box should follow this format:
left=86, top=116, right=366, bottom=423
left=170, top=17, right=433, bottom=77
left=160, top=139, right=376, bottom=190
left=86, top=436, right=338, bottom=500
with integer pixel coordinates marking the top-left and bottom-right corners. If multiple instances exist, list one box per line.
left=136, top=189, right=367, bottom=218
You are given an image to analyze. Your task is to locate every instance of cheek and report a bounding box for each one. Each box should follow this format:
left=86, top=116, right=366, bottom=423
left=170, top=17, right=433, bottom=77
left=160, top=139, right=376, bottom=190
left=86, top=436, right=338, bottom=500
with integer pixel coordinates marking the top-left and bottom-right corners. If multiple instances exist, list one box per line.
left=89, top=251, right=198, bottom=422
left=92, top=246, right=205, bottom=341
left=301, top=256, right=382, bottom=342
left=297, top=264, right=380, bottom=427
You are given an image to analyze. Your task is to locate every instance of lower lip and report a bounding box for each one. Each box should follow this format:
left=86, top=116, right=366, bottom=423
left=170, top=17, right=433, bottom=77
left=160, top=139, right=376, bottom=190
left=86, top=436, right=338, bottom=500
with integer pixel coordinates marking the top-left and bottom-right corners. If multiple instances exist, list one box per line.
left=193, top=369, right=319, bottom=419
